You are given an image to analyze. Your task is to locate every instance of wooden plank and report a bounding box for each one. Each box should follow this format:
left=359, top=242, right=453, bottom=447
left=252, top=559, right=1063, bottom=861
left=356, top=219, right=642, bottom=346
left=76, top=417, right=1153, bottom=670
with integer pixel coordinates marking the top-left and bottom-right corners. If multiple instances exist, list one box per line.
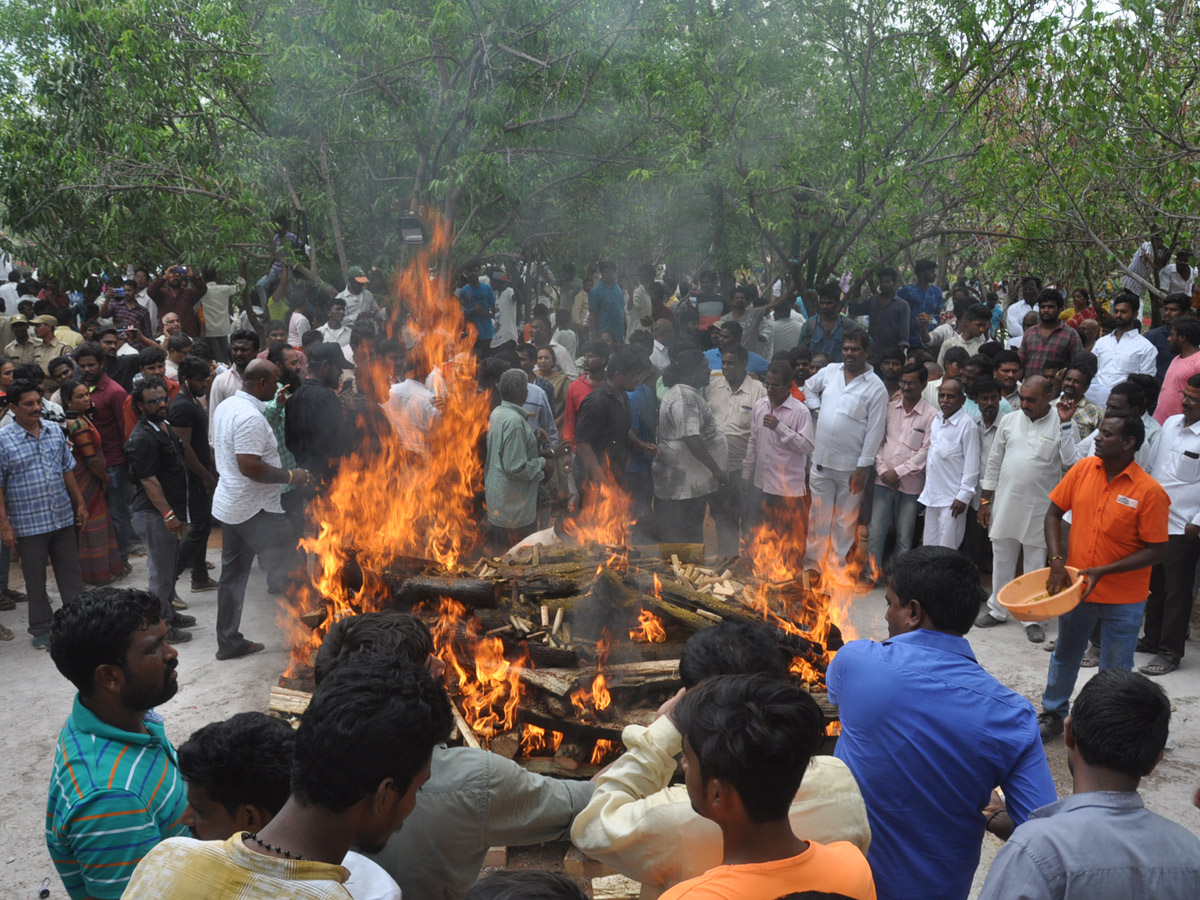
left=269, top=686, right=311, bottom=717
left=517, top=667, right=579, bottom=698
left=592, top=874, right=642, bottom=899
left=520, top=756, right=601, bottom=779
left=564, top=847, right=621, bottom=879
left=449, top=702, right=483, bottom=750
left=483, top=846, right=507, bottom=868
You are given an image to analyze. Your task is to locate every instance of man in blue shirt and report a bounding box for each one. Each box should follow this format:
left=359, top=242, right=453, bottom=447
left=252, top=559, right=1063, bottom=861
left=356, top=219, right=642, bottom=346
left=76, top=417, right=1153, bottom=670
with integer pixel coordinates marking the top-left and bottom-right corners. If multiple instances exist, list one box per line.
left=898, top=258, right=945, bottom=349
left=798, top=281, right=857, bottom=362
left=978, top=669, right=1200, bottom=900
left=703, top=320, right=768, bottom=377
left=827, top=545, right=1056, bottom=900
left=457, top=263, right=496, bottom=355
left=0, top=379, right=87, bottom=649
left=588, top=260, right=625, bottom=343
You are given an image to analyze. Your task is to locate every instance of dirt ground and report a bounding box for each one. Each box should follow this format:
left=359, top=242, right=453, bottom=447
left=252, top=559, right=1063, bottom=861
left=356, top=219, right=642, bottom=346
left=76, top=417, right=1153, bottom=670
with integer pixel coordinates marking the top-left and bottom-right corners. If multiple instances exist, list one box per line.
left=2, top=543, right=1198, bottom=900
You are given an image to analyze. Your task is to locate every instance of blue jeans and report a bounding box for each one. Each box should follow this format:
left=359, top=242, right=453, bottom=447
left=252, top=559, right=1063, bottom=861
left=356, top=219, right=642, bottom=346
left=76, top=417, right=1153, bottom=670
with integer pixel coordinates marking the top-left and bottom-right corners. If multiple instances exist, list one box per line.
left=867, top=484, right=919, bottom=580
left=1042, top=599, right=1146, bottom=717
left=255, top=270, right=282, bottom=307
left=106, top=463, right=133, bottom=560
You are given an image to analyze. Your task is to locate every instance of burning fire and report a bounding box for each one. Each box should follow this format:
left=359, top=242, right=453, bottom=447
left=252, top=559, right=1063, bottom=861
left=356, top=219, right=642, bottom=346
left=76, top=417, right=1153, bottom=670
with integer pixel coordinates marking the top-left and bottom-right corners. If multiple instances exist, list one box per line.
left=630, top=608, right=667, bottom=643
left=280, top=216, right=493, bottom=676
left=570, top=634, right=612, bottom=714
left=591, top=739, right=617, bottom=766
left=520, top=724, right=564, bottom=755
left=432, top=598, right=527, bottom=741
left=562, top=474, right=634, bottom=550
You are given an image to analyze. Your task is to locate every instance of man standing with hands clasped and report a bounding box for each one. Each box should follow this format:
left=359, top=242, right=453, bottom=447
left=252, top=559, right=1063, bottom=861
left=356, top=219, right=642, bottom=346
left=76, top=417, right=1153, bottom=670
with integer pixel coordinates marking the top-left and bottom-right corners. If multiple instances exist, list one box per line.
left=1038, top=412, right=1168, bottom=741
left=919, top=378, right=980, bottom=550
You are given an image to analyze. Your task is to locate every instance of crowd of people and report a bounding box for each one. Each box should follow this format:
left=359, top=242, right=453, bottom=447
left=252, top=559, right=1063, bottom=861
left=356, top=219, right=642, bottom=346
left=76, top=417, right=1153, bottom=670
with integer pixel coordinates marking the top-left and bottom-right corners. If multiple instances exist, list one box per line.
left=4, top=240, right=1200, bottom=899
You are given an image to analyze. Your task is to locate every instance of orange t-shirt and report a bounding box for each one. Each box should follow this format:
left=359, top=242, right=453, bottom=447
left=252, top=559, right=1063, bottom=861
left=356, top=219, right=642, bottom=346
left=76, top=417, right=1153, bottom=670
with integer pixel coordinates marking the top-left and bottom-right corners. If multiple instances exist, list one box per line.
left=658, top=840, right=876, bottom=900
left=121, top=378, right=181, bottom=437
left=1049, top=457, right=1169, bottom=604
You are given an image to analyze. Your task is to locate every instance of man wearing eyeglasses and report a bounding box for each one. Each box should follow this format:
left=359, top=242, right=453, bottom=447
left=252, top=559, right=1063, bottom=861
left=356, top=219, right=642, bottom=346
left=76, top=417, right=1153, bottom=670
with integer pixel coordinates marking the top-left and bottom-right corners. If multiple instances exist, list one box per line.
left=125, top=375, right=197, bottom=644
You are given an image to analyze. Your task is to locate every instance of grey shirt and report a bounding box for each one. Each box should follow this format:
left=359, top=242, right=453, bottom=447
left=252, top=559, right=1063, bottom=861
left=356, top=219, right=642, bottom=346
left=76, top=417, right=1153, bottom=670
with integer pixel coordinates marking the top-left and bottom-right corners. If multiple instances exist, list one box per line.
left=978, top=791, right=1200, bottom=900
left=367, top=745, right=594, bottom=900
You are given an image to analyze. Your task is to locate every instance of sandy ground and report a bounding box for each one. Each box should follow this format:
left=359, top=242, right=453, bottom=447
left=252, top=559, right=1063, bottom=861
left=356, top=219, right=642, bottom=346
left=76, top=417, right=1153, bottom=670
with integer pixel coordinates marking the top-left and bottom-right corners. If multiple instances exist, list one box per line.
left=2, top=540, right=1198, bottom=900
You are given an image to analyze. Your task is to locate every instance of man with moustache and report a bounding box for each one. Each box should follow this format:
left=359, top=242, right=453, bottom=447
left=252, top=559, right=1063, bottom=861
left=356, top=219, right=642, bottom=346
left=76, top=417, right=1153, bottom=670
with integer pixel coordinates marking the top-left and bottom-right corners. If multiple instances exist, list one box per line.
left=208, top=328, right=261, bottom=432
left=46, top=587, right=188, bottom=899
left=1019, top=290, right=1082, bottom=380
left=918, top=378, right=980, bottom=550
left=125, top=376, right=195, bottom=643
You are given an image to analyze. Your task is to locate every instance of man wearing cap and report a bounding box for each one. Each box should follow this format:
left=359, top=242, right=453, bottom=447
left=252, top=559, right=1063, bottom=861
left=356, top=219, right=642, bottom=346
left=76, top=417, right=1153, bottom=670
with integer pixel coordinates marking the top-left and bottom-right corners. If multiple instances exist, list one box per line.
left=25, top=315, right=72, bottom=374
left=284, top=343, right=353, bottom=486
left=337, top=266, right=378, bottom=326
left=3, top=314, right=33, bottom=363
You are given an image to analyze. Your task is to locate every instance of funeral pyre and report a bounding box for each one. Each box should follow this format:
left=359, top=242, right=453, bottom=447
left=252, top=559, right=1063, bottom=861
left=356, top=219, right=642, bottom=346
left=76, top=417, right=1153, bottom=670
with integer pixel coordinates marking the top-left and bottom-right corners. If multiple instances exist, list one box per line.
left=276, top=222, right=856, bottom=772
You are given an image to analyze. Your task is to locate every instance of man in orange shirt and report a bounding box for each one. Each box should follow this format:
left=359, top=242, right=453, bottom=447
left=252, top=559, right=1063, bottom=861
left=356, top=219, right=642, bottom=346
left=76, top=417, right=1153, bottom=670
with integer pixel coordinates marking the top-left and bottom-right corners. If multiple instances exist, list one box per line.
left=1038, top=413, right=1169, bottom=741
left=659, top=675, right=876, bottom=900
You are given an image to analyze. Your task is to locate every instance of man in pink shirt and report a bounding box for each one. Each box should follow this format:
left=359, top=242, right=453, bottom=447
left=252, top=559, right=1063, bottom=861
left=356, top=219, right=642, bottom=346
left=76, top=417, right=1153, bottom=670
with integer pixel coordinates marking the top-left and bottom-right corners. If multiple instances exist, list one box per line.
left=866, top=362, right=936, bottom=584
left=1154, top=316, right=1200, bottom=424
left=743, top=361, right=815, bottom=568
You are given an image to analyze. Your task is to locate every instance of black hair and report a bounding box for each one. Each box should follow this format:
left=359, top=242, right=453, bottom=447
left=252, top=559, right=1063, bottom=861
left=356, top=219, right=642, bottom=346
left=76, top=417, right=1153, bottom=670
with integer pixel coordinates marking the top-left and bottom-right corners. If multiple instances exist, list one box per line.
left=314, top=612, right=434, bottom=685
left=992, top=349, right=1021, bottom=369
left=177, top=355, right=211, bottom=382
left=880, top=347, right=906, bottom=364
left=678, top=621, right=789, bottom=688
left=266, top=341, right=295, bottom=368
left=914, top=258, right=937, bottom=275
left=977, top=340, right=1002, bottom=360
left=1125, top=373, right=1160, bottom=415
left=1171, top=315, right=1200, bottom=348
left=291, top=656, right=451, bottom=811
left=906, top=347, right=932, bottom=366
left=942, top=346, right=971, bottom=368
left=495, top=350, right=522, bottom=370
left=178, top=713, right=295, bottom=818
left=350, top=322, right=377, bottom=350
left=628, top=330, right=653, bottom=351
left=1071, top=669, right=1170, bottom=778
left=900, top=361, right=929, bottom=384
left=136, top=345, right=166, bottom=369
left=13, top=362, right=45, bottom=385
left=465, top=871, right=586, bottom=900
left=719, top=320, right=744, bottom=342
left=817, top=281, right=841, bottom=300
left=581, top=340, right=610, bottom=362
left=7, top=378, right=41, bottom=405
left=972, top=376, right=1001, bottom=398
left=230, top=328, right=261, bottom=351
left=964, top=303, right=991, bottom=323
left=1021, top=275, right=1043, bottom=289
left=264, top=319, right=287, bottom=334
left=48, top=355, right=74, bottom=376
left=788, top=346, right=812, bottom=365
left=1067, top=350, right=1098, bottom=379
left=765, top=359, right=793, bottom=383
left=328, top=296, right=347, bottom=310
left=1189, top=373, right=1200, bottom=391
left=516, top=342, right=539, bottom=360
left=131, top=375, right=169, bottom=413
left=1103, top=412, right=1145, bottom=451
left=72, top=340, right=104, bottom=364
left=1163, top=292, right=1191, bottom=311
left=663, top=348, right=707, bottom=388
left=722, top=344, right=749, bottom=364
left=1036, top=288, right=1066, bottom=309
left=190, top=339, right=215, bottom=362
left=167, top=333, right=194, bottom=354
left=876, top=266, right=899, bottom=281
left=50, top=587, right=162, bottom=694
left=608, top=345, right=646, bottom=378
left=1106, top=381, right=1147, bottom=416
left=60, top=378, right=87, bottom=408
left=1112, top=291, right=1140, bottom=313
left=842, top=327, right=869, bottom=350
left=889, top=546, right=985, bottom=635
left=674, top=674, right=824, bottom=822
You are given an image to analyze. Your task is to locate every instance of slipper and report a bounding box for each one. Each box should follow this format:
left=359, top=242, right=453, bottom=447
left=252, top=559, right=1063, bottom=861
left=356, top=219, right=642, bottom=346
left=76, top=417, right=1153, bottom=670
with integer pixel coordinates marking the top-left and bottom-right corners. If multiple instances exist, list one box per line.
left=0, top=623, right=13, bottom=641
left=1079, top=646, right=1100, bottom=668
left=216, top=640, right=265, bottom=661
left=1139, top=655, right=1179, bottom=677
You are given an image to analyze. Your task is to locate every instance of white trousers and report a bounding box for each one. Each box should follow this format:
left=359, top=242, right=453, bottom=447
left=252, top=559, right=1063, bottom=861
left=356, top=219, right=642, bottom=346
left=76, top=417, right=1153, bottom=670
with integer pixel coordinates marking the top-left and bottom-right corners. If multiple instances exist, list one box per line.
left=923, top=505, right=967, bottom=550
left=805, top=467, right=861, bottom=570
left=987, top=537, right=1047, bottom=621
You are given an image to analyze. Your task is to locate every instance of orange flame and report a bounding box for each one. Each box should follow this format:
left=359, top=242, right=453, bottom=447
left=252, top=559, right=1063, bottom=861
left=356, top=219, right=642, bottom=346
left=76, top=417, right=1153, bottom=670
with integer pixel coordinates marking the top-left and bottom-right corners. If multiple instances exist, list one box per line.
left=570, top=633, right=613, bottom=714
left=431, top=599, right=526, bottom=742
left=590, top=738, right=617, bottom=766
left=281, top=215, right=492, bottom=676
left=563, top=475, right=634, bottom=549
left=520, top=724, right=564, bottom=755
left=630, top=608, right=667, bottom=643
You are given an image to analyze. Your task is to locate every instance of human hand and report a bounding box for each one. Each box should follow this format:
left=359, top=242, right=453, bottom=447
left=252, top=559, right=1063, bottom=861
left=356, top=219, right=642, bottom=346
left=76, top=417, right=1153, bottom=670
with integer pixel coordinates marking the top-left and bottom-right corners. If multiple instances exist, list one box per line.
left=1045, top=561, right=1073, bottom=596
left=880, top=469, right=900, bottom=489
left=166, top=516, right=185, bottom=535
left=978, top=505, right=991, bottom=529
left=1056, top=396, right=1076, bottom=423
left=0, top=521, right=14, bottom=550
left=711, top=468, right=728, bottom=489
left=1078, top=567, right=1104, bottom=600
left=75, top=505, right=89, bottom=530
left=1186, top=523, right=1200, bottom=540
left=656, top=687, right=686, bottom=723
left=764, top=413, right=780, bottom=431
left=850, top=466, right=871, bottom=495
left=950, top=499, right=967, bottom=518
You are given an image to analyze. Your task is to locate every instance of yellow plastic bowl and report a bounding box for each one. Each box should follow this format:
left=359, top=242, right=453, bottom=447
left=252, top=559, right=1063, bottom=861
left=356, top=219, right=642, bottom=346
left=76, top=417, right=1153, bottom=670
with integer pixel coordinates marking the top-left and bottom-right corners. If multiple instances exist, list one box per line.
left=997, top=566, right=1084, bottom=622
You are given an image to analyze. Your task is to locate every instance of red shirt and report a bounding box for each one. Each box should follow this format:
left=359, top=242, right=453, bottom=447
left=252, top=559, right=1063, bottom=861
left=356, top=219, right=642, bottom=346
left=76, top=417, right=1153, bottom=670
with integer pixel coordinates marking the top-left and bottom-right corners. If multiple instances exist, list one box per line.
left=122, top=378, right=181, bottom=436
left=563, top=374, right=597, bottom=444
left=1049, top=457, right=1169, bottom=604
left=88, top=374, right=130, bottom=465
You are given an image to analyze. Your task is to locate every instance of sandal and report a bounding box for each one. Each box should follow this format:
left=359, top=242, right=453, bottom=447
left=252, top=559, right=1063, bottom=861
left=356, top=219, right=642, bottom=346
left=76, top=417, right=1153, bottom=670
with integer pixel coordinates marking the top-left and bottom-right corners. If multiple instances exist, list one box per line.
left=1139, top=655, right=1179, bottom=677
left=0, top=622, right=13, bottom=641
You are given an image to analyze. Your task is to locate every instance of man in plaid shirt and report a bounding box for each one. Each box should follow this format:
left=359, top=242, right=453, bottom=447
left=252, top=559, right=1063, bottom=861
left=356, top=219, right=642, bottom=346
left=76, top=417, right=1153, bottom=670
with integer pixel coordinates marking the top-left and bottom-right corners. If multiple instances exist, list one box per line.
left=1019, top=289, right=1082, bottom=378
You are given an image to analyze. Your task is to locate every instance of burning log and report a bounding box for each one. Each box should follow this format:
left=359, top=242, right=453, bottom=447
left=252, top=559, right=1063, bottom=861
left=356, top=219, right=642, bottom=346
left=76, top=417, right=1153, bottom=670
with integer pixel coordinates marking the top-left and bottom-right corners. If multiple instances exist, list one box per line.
left=554, top=741, right=589, bottom=771
left=519, top=660, right=681, bottom=699
left=385, top=574, right=500, bottom=609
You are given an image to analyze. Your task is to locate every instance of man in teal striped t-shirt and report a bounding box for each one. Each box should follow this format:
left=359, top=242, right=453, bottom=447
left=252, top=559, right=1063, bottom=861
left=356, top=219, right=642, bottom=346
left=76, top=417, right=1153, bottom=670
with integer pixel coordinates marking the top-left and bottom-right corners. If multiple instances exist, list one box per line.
left=46, top=587, right=189, bottom=899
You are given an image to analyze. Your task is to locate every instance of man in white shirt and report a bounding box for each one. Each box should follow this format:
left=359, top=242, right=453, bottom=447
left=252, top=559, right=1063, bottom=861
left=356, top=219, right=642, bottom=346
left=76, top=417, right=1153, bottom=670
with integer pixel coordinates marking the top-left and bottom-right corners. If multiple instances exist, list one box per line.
left=200, top=267, right=241, bottom=361
left=918, top=379, right=980, bottom=550
left=1091, top=292, right=1157, bottom=407
left=705, top=345, right=766, bottom=557
left=337, top=266, right=378, bottom=325
left=627, top=265, right=655, bottom=340
left=211, top=359, right=309, bottom=660
left=1137, top=374, right=1200, bottom=676
left=0, top=269, right=19, bottom=311
left=207, top=329, right=260, bottom=440
left=803, top=328, right=889, bottom=574
left=551, top=310, right=578, bottom=361
left=489, top=271, right=519, bottom=352
left=133, top=266, right=161, bottom=333
left=650, top=318, right=673, bottom=369
left=384, top=356, right=441, bottom=455
left=1005, top=276, right=1040, bottom=347
left=570, top=621, right=871, bottom=900
left=1158, top=247, right=1195, bottom=298
left=976, top=376, right=1075, bottom=642
left=767, top=304, right=805, bottom=360
left=317, top=297, right=352, bottom=347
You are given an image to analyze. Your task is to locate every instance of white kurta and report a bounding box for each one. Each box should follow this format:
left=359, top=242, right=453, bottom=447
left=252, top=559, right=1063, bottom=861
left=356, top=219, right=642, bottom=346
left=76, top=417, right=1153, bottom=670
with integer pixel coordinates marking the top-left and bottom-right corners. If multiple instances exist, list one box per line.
left=979, top=409, right=1075, bottom=545
left=918, top=407, right=981, bottom=508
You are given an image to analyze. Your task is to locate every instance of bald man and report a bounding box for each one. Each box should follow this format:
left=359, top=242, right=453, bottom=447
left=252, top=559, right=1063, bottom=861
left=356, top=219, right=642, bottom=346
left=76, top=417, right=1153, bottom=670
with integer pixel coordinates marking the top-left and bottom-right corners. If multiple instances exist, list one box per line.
left=210, top=358, right=312, bottom=660
left=976, top=375, right=1077, bottom=642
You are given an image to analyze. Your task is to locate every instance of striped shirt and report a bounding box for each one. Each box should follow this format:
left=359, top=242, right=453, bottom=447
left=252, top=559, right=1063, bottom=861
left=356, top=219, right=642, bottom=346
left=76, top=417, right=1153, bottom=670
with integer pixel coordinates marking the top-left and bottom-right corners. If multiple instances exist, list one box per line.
left=46, top=696, right=188, bottom=899
left=123, top=834, right=351, bottom=900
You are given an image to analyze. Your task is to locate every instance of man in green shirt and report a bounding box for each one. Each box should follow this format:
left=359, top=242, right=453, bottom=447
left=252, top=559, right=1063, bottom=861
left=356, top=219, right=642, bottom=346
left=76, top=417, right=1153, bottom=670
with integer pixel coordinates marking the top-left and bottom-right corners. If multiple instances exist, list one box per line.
left=46, top=587, right=189, bottom=899
left=485, top=368, right=555, bottom=552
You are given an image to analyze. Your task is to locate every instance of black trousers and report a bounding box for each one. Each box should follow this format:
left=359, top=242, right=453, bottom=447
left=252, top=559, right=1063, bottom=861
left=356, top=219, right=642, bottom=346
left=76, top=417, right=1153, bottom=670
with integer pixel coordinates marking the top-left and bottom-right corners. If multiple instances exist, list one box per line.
left=1142, top=535, right=1200, bottom=661
left=175, top=486, right=212, bottom=585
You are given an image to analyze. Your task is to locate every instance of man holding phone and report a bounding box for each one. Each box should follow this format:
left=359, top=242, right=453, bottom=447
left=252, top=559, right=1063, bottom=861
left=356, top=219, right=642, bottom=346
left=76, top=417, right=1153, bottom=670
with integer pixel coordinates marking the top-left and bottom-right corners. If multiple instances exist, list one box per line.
left=148, top=266, right=206, bottom=337
left=100, top=280, right=156, bottom=349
